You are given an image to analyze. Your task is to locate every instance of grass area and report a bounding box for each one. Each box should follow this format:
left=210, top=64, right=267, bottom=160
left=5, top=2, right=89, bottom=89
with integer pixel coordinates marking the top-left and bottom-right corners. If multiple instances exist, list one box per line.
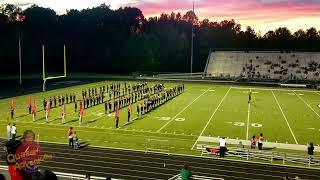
left=1, top=80, right=320, bottom=167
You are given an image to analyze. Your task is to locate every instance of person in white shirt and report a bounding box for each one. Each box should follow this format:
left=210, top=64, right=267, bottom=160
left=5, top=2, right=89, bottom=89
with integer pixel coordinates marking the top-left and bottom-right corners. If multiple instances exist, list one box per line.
left=6, top=124, right=11, bottom=141
left=11, top=124, right=16, bottom=140
left=219, top=137, right=226, bottom=158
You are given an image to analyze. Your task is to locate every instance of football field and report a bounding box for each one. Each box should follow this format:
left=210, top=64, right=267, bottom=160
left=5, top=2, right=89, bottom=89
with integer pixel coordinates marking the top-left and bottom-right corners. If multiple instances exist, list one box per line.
left=1, top=81, right=320, bottom=155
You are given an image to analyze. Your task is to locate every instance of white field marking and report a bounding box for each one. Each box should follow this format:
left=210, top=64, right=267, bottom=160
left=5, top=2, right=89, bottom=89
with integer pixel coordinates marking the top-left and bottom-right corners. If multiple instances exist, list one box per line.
left=0, top=119, right=196, bottom=141
left=293, top=90, right=320, bottom=120
left=209, top=90, right=215, bottom=92
left=246, top=96, right=251, bottom=140
left=156, top=88, right=211, bottom=133
left=191, top=87, right=231, bottom=150
left=271, top=90, right=298, bottom=144
left=230, top=86, right=320, bottom=93
left=241, top=91, right=258, bottom=94
left=307, top=128, right=315, bottom=130
left=287, top=93, right=295, bottom=95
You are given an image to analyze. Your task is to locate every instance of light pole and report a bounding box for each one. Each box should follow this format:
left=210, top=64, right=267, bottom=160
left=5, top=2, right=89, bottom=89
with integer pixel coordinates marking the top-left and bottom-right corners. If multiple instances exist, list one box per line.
left=190, top=0, right=195, bottom=75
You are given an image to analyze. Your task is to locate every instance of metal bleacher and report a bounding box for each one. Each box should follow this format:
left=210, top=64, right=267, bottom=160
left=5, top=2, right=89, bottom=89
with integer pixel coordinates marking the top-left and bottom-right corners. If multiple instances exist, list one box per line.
left=205, top=50, right=320, bottom=81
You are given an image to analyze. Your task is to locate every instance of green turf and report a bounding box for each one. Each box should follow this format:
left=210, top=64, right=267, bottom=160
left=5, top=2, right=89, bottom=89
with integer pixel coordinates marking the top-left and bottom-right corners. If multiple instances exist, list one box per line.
left=1, top=81, right=320, bottom=165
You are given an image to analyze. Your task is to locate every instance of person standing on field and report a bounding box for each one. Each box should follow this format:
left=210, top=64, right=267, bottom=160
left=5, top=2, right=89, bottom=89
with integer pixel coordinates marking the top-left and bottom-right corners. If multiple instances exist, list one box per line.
left=68, top=127, right=73, bottom=147
left=11, top=124, right=16, bottom=140
left=61, top=102, right=66, bottom=124
left=6, top=123, right=11, bottom=141
left=180, top=164, right=192, bottom=180
left=127, top=103, right=132, bottom=122
left=251, top=135, right=257, bottom=149
left=219, top=137, right=227, bottom=158
left=31, top=101, right=37, bottom=121
left=258, top=133, right=264, bottom=150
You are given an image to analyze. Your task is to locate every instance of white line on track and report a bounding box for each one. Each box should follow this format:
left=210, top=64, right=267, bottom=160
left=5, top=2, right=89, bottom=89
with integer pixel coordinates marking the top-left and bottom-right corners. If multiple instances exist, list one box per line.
left=246, top=89, right=251, bottom=140
left=191, top=87, right=231, bottom=150
left=293, top=91, right=320, bottom=119
left=271, top=90, right=298, bottom=144
left=156, top=88, right=210, bottom=133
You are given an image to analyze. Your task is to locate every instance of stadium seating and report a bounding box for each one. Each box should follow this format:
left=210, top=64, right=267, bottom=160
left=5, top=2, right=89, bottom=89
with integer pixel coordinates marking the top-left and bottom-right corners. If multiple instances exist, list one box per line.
left=205, top=51, right=320, bottom=81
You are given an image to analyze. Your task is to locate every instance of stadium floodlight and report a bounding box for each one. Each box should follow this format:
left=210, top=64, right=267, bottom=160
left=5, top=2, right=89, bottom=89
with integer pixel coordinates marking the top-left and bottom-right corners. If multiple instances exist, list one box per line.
left=42, top=44, right=67, bottom=92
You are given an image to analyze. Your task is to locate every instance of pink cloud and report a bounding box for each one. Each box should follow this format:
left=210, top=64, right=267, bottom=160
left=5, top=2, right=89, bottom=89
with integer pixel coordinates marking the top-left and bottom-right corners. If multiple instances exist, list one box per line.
left=123, top=0, right=320, bottom=32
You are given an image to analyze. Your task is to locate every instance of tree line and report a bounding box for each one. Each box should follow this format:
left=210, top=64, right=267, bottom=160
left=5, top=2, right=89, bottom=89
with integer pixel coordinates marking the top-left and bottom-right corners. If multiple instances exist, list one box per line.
left=0, top=3, right=320, bottom=75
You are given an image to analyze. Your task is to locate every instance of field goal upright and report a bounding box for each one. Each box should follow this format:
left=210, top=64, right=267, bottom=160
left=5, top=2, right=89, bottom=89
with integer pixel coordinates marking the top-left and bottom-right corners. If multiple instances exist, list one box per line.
left=42, top=44, right=67, bottom=92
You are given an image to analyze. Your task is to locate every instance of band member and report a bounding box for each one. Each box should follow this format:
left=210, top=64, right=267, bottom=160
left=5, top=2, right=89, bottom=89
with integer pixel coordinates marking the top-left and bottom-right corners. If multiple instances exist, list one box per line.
left=45, top=101, right=51, bottom=123
left=79, top=102, right=84, bottom=126
left=248, top=90, right=252, bottom=103
left=127, top=104, right=132, bottom=122
left=62, top=103, right=66, bottom=124
left=105, top=102, right=108, bottom=114
left=32, top=101, right=37, bottom=121
left=115, top=103, right=119, bottom=128
left=10, top=98, right=14, bottom=120
left=74, top=101, right=77, bottom=112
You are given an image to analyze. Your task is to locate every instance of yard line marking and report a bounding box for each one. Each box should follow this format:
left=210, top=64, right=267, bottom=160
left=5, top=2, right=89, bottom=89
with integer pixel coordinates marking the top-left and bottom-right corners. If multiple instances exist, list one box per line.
left=156, top=88, right=210, bottom=133
left=293, top=91, right=320, bottom=120
left=246, top=89, right=251, bottom=140
left=191, top=87, right=231, bottom=150
left=271, top=90, right=298, bottom=144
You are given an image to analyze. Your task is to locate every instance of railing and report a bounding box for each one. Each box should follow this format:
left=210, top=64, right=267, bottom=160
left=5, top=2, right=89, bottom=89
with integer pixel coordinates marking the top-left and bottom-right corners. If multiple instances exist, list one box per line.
left=168, top=174, right=224, bottom=180
left=199, top=145, right=320, bottom=167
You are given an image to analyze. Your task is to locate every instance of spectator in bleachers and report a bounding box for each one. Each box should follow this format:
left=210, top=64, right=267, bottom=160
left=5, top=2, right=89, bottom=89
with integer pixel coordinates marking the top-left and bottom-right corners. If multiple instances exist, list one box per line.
left=180, top=164, right=192, bottom=180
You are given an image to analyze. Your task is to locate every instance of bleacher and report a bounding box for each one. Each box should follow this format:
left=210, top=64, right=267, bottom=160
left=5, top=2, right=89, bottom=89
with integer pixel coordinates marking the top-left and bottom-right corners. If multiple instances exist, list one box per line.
left=205, top=51, right=320, bottom=81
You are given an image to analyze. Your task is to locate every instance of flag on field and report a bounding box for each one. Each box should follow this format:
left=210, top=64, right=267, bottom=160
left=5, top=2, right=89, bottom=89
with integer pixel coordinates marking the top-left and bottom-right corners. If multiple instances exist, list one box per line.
left=79, top=102, right=84, bottom=117
left=10, top=98, right=14, bottom=111
left=32, top=101, right=37, bottom=114
left=46, top=101, right=51, bottom=113
left=62, top=103, right=66, bottom=115
left=115, top=102, right=119, bottom=119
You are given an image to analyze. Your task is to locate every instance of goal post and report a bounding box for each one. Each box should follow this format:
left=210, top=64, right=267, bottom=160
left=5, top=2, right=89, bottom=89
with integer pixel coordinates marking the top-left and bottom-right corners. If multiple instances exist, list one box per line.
left=42, top=44, right=67, bottom=92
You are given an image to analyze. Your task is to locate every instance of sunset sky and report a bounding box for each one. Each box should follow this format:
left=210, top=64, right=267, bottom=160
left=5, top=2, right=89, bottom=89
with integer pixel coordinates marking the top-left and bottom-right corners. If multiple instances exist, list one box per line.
left=1, top=0, right=320, bottom=34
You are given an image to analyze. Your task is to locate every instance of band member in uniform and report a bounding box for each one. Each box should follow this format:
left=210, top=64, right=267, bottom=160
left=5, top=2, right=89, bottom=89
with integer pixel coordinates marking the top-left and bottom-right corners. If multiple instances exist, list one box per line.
left=10, top=98, right=14, bottom=120
left=45, top=101, right=51, bottom=123
left=62, top=103, right=66, bottom=124
left=79, top=102, right=84, bottom=126
left=137, top=104, right=140, bottom=118
left=127, top=104, right=132, bottom=122
left=115, top=103, right=119, bottom=128
left=105, top=102, right=108, bottom=114
left=32, top=101, right=37, bottom=121
left=248, top=90, right=252, bottom=103
left=74, top=101, right=77, bottom=112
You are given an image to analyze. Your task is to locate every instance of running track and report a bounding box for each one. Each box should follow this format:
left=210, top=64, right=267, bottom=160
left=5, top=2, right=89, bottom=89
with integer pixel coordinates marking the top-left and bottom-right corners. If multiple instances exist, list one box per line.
left=29, top=142, right=320, bottom=180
